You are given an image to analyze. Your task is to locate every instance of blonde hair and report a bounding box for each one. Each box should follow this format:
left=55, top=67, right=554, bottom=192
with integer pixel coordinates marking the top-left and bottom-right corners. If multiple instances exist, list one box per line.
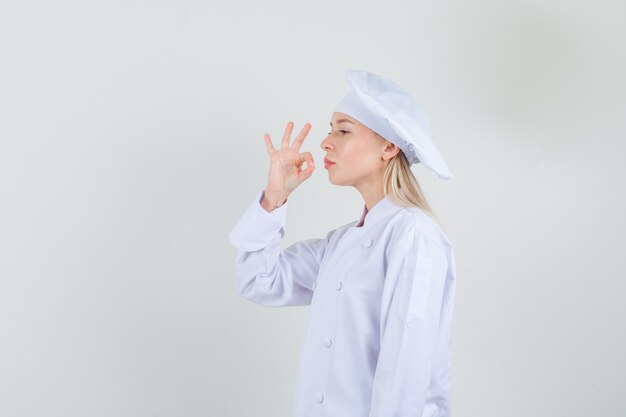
left=383, top=150, right=442, bottom=227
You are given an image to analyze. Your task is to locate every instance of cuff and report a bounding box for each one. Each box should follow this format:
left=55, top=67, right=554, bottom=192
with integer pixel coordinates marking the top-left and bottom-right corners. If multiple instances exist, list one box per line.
left=228, top=189, right=289, bottom=251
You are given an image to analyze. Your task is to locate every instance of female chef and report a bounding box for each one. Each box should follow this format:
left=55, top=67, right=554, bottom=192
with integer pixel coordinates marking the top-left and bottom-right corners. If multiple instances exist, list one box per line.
left=228, top=69, right=457, bottom=417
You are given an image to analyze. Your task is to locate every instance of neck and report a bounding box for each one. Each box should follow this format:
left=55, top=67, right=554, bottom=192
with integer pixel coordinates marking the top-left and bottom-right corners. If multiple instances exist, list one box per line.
left=357, top=184, right=385, bottom=211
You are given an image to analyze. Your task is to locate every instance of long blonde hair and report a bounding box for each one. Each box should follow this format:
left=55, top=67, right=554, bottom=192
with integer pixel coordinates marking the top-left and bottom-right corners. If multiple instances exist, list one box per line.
left=383, top=150, right=441, bottom=227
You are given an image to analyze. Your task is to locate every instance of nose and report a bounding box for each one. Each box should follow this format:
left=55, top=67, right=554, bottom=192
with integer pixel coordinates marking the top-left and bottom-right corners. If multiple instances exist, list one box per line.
left=320, top=134, right=333, bottom=151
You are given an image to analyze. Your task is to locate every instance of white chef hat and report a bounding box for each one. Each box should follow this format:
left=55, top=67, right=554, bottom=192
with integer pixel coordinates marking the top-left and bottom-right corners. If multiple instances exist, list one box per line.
left=333, top=69, right=453, bottom=179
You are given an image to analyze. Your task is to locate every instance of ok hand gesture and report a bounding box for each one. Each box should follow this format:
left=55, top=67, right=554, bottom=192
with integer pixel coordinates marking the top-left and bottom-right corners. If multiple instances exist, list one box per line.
left=262, top=121, right=315, bottom=210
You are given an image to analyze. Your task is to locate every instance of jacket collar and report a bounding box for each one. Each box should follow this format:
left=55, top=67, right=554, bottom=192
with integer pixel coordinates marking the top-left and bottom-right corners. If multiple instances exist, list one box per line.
left=355, top=194, right=402, bottom=228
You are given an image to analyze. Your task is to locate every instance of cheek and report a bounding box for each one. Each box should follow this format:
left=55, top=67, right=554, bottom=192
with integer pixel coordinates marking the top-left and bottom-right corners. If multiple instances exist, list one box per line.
left=341, top=140, right=370, bottom=159
left=335, top=138, right=380, bottom=169
left=348, top=142, right=380, bottom=164
left=340, top=150, right=379, bottom=176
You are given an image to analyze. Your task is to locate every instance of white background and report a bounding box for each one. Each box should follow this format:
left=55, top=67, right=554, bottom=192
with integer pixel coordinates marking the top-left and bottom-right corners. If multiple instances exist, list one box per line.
left=1, top=0, right=625, bottom=416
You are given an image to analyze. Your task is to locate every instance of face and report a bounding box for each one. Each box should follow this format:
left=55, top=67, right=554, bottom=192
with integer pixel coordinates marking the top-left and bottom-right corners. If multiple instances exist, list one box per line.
left=320, top=112, right=400, bottom=188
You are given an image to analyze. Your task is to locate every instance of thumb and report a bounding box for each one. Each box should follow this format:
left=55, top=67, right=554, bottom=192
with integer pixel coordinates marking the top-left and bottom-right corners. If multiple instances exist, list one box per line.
left=298, top=152, right=315, bottom=181
left=300, top=161, right=316, bottom=181
left=299, top=151, right=314, bottom=168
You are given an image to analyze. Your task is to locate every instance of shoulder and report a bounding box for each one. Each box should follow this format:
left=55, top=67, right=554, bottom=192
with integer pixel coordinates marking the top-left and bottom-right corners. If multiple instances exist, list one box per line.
left=392, top=205, right=452, bottom=255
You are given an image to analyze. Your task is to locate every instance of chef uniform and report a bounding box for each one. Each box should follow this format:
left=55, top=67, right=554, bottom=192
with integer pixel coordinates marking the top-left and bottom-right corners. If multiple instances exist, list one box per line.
left=228, top=69, right=457, bottom=417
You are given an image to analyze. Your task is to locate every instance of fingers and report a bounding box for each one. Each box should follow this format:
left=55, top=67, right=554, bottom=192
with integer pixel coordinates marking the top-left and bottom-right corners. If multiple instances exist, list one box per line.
left=292, top=123, right=312, bottom=151
left=298, top=151, right=315, bottom=169
left=281, top=121, right=294, bottom=148
left=265, top=121, right=312, bottom=154
left=301, top=151, right=314, bottom=164
left=299, top=152, right=316, bottom=181
left=263, top=133, right=276, bottom=154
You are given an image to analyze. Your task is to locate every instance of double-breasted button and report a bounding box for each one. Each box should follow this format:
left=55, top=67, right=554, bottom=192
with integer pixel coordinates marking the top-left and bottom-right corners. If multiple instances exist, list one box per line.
left=317, top=394, right=324, bottom=403
left=324, top=338, right=332, bottom=348
left=336, top=281, right=342, bottom=290
left=362, top=239, right=373, bottom=248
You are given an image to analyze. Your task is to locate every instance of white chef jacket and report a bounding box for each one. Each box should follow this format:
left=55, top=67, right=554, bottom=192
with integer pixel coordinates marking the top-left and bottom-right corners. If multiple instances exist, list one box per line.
left=228, top=189, right=457, bottom=417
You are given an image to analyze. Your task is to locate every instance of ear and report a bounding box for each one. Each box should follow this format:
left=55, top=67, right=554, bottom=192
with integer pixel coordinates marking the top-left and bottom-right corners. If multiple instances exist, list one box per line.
left=382, top=141, right=401, bottom=161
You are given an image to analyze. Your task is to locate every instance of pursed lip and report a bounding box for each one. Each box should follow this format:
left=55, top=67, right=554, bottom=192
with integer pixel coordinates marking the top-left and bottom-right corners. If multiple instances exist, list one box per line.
left=324, top=157, right=335, bottom=165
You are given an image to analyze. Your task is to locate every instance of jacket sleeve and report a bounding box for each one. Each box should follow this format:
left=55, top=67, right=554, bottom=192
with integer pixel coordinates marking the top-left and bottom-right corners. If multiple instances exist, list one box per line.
left=368, top=230, right=451, bottom=417
left=227, top=189, right=333, bottom=307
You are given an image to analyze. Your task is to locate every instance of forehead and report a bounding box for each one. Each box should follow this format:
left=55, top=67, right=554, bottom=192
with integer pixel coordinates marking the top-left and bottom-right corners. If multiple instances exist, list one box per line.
left=330, top=112, right=386, bottom=141
left=330, top=112, right=359, bottom=125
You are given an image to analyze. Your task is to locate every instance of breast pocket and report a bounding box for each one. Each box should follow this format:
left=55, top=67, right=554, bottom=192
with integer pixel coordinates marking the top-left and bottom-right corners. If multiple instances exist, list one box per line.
left=395, top=254, right=433, bottom=325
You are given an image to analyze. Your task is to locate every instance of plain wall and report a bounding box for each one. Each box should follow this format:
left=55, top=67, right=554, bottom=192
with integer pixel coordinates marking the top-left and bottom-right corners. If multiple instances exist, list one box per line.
left=1, top=0, right=625, bottom=416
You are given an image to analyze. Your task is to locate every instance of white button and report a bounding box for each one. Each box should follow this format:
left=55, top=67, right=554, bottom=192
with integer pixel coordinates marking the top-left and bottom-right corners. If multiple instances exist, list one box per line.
left=312, top=281, right=318, bottom=290
left=324, top=339, right=332, bottom=348
left=362, top=239, right=373, bottom=248
left=317, top=394, right=324, bottom=403
left=336, top=281, right=342, bottom=290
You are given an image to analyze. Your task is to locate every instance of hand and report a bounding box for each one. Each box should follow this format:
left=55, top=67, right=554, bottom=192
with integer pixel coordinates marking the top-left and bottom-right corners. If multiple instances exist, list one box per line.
left=262, top=121, right=315, bottom=208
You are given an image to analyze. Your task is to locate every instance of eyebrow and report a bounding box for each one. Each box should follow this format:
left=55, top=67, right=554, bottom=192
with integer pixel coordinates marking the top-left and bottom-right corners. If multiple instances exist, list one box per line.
left=329, top=118, right=355, bottom=126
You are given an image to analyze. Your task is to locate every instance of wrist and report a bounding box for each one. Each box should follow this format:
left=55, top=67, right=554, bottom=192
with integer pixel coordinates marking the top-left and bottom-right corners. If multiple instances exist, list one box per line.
left=262, top=189, right=288, bottom=212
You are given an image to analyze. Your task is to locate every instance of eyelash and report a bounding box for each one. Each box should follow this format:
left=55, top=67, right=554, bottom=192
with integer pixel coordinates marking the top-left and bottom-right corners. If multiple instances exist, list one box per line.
left=327, top=130, right=348, bottom=135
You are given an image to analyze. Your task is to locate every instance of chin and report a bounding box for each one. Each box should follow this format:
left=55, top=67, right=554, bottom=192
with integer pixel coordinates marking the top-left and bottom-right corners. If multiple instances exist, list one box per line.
left=327, top=175, right=350, bottom=187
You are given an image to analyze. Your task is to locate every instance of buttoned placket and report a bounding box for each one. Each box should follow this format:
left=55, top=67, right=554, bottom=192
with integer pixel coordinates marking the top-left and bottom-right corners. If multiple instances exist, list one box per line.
left=314, top=195, right=400, bottom=408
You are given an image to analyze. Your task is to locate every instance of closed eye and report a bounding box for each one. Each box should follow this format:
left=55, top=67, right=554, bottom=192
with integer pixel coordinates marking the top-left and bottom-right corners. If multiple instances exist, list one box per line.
left=327, top=130, right=348, bottom=135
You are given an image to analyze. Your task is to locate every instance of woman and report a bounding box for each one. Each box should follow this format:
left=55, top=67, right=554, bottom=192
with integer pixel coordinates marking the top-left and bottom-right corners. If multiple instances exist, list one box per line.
left=228, top=69, right=457, bottom=417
